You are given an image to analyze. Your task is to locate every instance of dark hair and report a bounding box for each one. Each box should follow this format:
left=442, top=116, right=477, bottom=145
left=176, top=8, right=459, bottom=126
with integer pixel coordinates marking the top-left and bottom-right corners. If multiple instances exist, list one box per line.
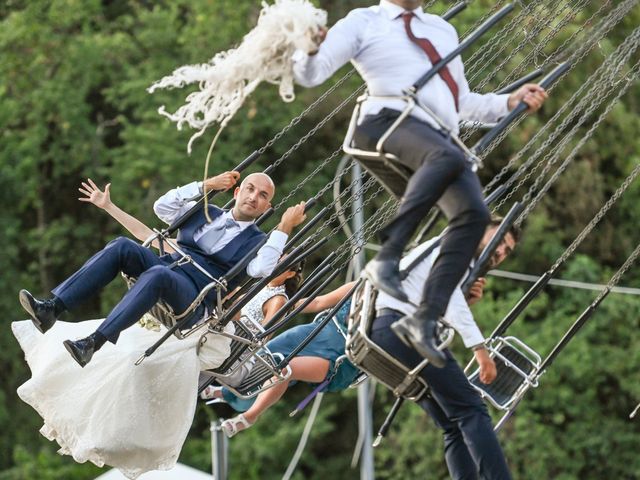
left=283, top=259, right=306, bottom=299
left=489, top=215, right=522, bottom=243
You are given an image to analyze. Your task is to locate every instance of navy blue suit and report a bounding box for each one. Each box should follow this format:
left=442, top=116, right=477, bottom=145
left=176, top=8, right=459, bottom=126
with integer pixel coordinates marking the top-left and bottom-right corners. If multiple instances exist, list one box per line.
left=370, top=312, right=512, bottom=480
left=52, top=206, right=266, bottom=343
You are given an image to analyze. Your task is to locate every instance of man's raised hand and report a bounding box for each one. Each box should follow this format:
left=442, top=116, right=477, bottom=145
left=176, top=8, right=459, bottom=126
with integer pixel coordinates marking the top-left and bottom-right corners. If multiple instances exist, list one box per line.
left=507, top=83, right=548, bottom=113
left=308, top=26, right=327, bottom=55
left=277, top=201, right=307, bottom=235
left=78, top=178, right=112, bottom=210
left=203, top=171, right=240, bottom=192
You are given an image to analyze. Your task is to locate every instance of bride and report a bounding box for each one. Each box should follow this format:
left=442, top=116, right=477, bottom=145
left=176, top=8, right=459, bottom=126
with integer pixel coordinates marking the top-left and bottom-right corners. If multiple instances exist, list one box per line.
left=13, top=179, right=233, bottom=478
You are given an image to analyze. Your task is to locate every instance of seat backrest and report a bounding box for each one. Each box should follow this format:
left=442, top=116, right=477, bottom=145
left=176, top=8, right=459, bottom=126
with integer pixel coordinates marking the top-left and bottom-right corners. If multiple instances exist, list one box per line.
left=467, top=336, right=541, bottom=410
left=346, top=280, right=429, bottom=400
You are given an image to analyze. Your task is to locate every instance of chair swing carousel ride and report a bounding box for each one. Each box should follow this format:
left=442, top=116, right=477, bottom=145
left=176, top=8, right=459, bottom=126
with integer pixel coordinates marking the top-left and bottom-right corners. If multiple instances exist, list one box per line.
left=128, top=0, right=639, bottom=473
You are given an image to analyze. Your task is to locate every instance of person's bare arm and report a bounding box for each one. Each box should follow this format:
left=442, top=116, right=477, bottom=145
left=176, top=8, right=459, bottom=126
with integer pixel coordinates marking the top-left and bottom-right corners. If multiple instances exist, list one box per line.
left=79, top=178, right=175, bottom=253
left=463, top=277, right=496, bottom=384
left=296, top=281, right=356, bottom=314
left=261, top=295, right=288, bottom=326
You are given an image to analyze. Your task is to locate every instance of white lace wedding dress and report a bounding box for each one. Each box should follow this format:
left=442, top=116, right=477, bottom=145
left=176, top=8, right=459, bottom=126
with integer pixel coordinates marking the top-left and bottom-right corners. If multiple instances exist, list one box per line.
left=12, top=318, right=232, bottom=479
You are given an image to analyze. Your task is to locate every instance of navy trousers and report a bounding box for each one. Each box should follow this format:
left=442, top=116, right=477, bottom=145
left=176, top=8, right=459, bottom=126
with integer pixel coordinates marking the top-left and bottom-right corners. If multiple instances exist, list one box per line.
left=370, top=313, right=512, bottom=480
left=52, top=237, right=205, bottom=343
left=354, top=110, right=490, bottom=318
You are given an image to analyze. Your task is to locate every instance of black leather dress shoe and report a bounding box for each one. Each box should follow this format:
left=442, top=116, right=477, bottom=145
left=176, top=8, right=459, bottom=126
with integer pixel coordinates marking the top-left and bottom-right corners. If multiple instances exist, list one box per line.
left=391, top=314, right=447, bottom=368
left=364, top=258, right=408, bottom=302
left=63, top=336, right=96, bottom=367
left=19, top=289, right=59, bottom=334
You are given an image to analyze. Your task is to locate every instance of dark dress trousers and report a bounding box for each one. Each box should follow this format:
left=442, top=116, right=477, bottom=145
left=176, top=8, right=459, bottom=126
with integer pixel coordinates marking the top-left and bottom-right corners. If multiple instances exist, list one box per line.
left=52, top=206, right=265, bottom=343
left=354, top=109, right=491, bottom=319
left=370, top=312, right=512, bottom=480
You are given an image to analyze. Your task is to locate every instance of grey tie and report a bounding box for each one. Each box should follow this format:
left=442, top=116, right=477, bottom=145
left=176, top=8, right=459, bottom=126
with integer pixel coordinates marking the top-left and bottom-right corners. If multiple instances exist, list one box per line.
left=196, top=217, right=238, bottom=254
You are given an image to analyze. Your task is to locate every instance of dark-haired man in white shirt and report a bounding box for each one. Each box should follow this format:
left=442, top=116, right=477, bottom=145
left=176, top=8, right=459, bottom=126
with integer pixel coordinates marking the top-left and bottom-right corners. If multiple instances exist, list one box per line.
left=293, top=0, right=546, bottom=367
left=371, top=218, right=520, bottom=479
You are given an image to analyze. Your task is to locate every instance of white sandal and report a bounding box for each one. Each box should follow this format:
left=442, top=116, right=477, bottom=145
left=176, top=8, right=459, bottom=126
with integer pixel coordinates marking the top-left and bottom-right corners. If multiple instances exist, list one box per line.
left=221, top=414, right=253, bottom=437
left=200, top=385, right=224, bottom=401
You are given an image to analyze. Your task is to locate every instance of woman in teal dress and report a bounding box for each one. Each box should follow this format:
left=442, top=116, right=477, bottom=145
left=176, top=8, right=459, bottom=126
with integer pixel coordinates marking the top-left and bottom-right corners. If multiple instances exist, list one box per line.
left=214, top=282, right=361, bottom=436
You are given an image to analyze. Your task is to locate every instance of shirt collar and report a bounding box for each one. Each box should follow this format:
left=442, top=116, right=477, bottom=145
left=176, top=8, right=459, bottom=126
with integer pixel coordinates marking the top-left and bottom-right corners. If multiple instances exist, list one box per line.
left=225, top=209, right=253, bottom=230
left=379, top=0, right=428, bottom=23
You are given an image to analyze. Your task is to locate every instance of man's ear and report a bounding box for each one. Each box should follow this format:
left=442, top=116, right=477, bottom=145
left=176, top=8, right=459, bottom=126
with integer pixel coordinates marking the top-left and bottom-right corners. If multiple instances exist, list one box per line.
left=233, top=186, right=240, bottom=199
left=283, top=270, right=296, bottom=280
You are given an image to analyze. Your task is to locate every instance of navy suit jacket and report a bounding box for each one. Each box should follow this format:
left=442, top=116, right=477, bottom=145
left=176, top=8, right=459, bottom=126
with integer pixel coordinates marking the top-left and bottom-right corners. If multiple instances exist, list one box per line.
left=169, top=206, right=266, bottom=306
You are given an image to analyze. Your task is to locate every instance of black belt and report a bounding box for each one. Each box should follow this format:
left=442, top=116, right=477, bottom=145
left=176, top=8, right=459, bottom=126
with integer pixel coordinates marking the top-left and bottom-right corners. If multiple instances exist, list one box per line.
left=375, top=308, right=404, bottom=318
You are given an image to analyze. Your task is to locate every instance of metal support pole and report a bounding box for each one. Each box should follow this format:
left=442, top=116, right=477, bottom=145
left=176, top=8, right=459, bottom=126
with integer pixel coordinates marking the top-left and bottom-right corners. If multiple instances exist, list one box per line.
left=351, top=159, right=375, bottom=480
left=211, top=420, right=229, bottom=480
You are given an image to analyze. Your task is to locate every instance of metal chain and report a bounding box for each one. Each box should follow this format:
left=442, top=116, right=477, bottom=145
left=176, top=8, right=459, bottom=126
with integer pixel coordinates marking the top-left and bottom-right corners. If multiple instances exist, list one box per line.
left=542, top=0, right=612, bottom=68
left=483, top=0, right=590, bottom=91
left=517, top=62, right=640, bottom=222
left=332, top=197, right=397, bottom=270
left=268, top=84, right=365, bottom=171
left=484, top=23, right=640, bottom=194
left=491, top=28, right=640, bottom=210
left=466, top=0, right=637, bottom=152
left=272, top=145, right=345, bottom=210
left=550, top=0, right=638, bottom=66
left=548, top=162, right=640, bottom=272
left=461, top=0, right=589, bottom=141
left=597, top=241, right=640, bottom=300
left=256, top=70, right=355, bottom=155
left=465, top=0, right=545, bottom=82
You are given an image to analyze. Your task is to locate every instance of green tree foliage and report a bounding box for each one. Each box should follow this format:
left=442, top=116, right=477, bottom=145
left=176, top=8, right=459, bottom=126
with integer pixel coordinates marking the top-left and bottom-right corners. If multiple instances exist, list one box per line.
left=1, top=0, right=639, bottom=478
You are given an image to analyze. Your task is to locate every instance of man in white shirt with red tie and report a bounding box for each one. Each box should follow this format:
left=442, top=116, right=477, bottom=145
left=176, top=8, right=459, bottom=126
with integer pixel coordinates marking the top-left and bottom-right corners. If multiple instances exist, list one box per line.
left=293, top=0, right=547, bottom=367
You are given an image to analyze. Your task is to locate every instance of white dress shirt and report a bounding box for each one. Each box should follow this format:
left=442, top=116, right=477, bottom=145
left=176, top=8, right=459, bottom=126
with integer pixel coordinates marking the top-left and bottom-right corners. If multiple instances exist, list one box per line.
left=153, top=181, right=288, bottom=278
left=375, top=237, right=485, bottom=348
left=293, top=0, right=509, bottom=134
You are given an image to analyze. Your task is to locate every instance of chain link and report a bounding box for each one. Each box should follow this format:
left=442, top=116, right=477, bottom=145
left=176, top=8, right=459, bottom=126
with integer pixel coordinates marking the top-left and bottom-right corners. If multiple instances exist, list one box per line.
left=491, top=28, right=640, bottom=211
left=256, top=70, right=355, bottom=155
left=599, top=241, right=640, bottom=298
left=517, top=61, right=640, bottom=222
left=549, top=161, right=640, bottom=272
left=465, top=0, right=637, bottom=152
left=272, top=145, right=345, bottom=210
left=465, top=0, right=545, bottom=83
left=269, top=85, right=365, bottom=172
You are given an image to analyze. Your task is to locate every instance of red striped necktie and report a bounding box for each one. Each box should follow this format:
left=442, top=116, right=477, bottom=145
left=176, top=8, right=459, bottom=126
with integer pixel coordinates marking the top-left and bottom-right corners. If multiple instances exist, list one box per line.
left=402, top=11, right=460, bottom=111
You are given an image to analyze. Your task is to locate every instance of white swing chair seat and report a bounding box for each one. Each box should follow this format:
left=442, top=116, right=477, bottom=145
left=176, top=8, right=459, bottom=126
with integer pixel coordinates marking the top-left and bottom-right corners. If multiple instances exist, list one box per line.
left=345, top=279, right=454, bottom=401
left=466, top=336, right=541, bottom=411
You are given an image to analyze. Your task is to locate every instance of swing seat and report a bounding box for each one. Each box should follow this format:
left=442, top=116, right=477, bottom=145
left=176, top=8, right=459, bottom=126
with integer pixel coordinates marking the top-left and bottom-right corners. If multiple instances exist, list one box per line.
left=466, top=336, right=541, bottom=410
left=198, top=321, right=292, bottom=399
left=345, top=279, right=453, bottom=400
left=205, top=319, right=264, bottom=381
left=342, top=94, right=415, bottom=200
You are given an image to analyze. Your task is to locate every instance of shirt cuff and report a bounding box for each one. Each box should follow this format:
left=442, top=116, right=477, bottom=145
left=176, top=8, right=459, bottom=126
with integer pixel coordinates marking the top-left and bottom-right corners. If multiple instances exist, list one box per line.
left=266, top=230, right=288, bottom=251
left=176, top=181, right=202, bottom=201
left=461, top=327, right=485, bottom=349
left=292, top=49, right=310, bottom=64
left=496, top=93, right=511, bottom=118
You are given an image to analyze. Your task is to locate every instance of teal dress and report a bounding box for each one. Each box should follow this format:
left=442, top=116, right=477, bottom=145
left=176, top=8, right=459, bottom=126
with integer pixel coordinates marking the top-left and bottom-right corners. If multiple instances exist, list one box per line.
left=222, top=300, right=360, bottom=412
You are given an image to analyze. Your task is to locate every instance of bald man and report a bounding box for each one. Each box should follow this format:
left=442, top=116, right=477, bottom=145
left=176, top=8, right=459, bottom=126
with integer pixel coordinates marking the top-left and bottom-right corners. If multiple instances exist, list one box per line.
left=19, top=171, right=307, bottom=367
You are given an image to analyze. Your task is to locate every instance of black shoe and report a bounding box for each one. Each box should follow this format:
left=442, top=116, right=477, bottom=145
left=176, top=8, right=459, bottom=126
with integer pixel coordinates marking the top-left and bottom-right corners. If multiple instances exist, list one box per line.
left=364, top=258, right=408, bottom=302
left=63, top=336, right=96, bottom=367
left=19, top=289, right=59, bottom=334
left=391, top=314, right=446, bottom=368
